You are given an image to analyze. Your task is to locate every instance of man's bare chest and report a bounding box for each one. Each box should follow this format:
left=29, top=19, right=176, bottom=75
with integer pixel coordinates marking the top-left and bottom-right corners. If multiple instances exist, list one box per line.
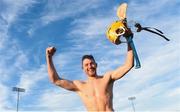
left=80, top=80, right=112, bottom=98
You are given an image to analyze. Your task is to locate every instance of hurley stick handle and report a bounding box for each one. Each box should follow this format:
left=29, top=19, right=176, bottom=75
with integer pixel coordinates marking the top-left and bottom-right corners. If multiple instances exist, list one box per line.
left=127, top=35, right=141, bottom=69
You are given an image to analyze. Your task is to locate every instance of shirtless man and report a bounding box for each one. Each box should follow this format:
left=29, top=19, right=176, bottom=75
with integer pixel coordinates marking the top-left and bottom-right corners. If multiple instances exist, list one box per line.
left=46, top=43, right=134, bottom=111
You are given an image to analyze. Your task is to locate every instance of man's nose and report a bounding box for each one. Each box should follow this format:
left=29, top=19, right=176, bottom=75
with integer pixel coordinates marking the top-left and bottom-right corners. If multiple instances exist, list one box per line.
left=88, top=64, right=93, bottom=68
left=88, top=64, right=91, bottom=68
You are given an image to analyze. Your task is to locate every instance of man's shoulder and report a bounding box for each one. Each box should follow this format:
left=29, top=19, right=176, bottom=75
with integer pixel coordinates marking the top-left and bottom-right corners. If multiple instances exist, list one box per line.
left=73, top=80, right=87, bottom=92
left=103, top=71, right=113, bottom=78
left=73, top=80, right=86, bottom=86
left=98, top=71, right=113, bottom=78
left=102, top=71, right=114, bottom=82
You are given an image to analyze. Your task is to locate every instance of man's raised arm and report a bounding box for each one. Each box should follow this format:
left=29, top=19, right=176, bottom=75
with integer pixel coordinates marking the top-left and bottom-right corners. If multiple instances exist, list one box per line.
left=46, top=47, right=79, bottom=91
left=110, top=43, right=134, bottom=81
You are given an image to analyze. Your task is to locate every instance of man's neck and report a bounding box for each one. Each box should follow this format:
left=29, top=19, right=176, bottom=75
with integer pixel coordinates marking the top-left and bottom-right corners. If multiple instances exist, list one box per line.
left=87, top=75, right=99, bottom=82
left=87, top=75, right=98, bottom=81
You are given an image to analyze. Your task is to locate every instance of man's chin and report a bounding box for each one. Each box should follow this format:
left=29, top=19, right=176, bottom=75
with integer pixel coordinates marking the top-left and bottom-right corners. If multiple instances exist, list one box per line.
left=88, top=72, right=96, bottom=77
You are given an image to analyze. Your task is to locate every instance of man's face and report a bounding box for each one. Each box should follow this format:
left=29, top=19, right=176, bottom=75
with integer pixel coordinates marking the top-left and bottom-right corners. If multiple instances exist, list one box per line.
left=82, top=58, right=97, bottom=77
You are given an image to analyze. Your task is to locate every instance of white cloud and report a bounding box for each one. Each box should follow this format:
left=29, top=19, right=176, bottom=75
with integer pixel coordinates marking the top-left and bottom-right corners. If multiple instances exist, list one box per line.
left=69, top=16, right=114, bottom=38
left=166, top=87, right=180, bottom=97
left=0, top=0, right=37, bottom=41
left=27, top=0, right=104, bottom=36
left=17, top=65, right=47, bottom=94
left=0, top=39, right=30, bottom=82
left=34, top=89, right=85, bottom=111
left=41, top=0, right=104, bottom=25
left=0, top=0, right=37, bottom=24
left=0, top=0, right=37, bottom=79
left=128, top=0, right=180, bottom=22
left=0, top=84, right=9, bottom=111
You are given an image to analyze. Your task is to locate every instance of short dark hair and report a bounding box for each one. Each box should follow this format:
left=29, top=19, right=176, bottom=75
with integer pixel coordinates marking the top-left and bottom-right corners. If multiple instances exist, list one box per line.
left=82, top=55, right=95, bottom=63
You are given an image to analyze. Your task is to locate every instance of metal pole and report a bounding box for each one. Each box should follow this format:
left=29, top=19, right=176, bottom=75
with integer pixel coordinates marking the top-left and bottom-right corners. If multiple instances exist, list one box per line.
left=131, top=99, right=135, bottom=112
left=128, top=96, right=136, bottom=112
left=12, top=87, right=25, bottom=112
left=17, top=90, right=19, bottom=112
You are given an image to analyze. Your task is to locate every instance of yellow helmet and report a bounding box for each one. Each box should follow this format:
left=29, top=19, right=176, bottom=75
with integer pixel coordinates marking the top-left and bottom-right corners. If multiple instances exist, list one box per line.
left=106, top=21, right=126, bottom=45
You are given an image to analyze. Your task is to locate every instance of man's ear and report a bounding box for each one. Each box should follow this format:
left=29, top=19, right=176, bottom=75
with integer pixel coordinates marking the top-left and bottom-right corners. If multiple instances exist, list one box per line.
left=95, top=63, right=98, bottom=67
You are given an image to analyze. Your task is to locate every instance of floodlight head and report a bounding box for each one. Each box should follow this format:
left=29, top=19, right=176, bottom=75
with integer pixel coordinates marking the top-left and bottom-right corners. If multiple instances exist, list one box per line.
left=12, top=87, right=25, bottom=92
left=128, top=96, right=136, bottom=100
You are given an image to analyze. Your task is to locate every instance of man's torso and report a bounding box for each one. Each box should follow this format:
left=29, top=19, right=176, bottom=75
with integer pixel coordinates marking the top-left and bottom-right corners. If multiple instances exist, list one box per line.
left=75, top=72, right=114, bottom=111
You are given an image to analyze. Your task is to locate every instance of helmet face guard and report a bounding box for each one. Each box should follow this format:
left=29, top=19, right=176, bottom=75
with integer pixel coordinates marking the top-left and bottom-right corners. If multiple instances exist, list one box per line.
left=106, top=21, right=126, bottom=45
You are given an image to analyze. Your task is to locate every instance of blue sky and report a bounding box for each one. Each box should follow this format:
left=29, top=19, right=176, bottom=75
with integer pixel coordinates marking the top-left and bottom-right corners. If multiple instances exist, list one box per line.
left=0, top=0, right=179, bottom=111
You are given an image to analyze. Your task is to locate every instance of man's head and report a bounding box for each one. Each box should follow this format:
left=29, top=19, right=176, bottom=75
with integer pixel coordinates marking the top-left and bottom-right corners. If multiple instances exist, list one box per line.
left=82, top=55, right=97, bottom=77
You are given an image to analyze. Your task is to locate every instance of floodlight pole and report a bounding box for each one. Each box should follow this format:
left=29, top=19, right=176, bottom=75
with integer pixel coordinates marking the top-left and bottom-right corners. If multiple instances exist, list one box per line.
left=128, top=96, right=136, bottom=112
left=12, top=87, right=25, bottom=112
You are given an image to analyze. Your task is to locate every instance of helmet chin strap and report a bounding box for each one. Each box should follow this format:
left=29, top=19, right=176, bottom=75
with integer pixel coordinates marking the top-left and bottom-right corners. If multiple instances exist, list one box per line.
left=135, top=23, right=170, bottom=41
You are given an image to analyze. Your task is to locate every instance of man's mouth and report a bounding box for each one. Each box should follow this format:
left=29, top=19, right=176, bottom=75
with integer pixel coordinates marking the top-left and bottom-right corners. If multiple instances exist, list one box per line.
left=88, top=68, right=94, bottom=72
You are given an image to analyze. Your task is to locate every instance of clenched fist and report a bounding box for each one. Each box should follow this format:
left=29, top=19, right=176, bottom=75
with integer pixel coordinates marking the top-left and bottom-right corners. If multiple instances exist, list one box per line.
left=46, top=46, right=56, bottom=57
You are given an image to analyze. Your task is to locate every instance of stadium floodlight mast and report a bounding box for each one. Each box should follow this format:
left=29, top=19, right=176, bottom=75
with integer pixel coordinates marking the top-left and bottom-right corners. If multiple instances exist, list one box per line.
left=12, top=87, right=25, bottom=112
left=128, top=96, right=136, bottom=112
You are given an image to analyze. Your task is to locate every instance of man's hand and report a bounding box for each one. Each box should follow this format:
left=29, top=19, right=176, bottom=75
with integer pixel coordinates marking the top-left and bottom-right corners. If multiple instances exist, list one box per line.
left=46, top=47, right=56, bottom=57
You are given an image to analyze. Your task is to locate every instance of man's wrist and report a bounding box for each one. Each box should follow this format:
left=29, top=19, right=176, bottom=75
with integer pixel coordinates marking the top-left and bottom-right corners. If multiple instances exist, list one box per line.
left=46, top=53, right=52, bottom=58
